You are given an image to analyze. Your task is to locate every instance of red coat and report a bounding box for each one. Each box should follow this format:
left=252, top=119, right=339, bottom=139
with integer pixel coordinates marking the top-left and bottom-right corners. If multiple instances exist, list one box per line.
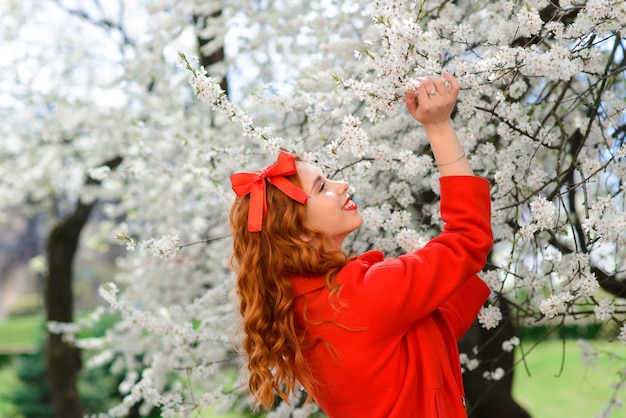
left=291, top=176, right=493, bottom=417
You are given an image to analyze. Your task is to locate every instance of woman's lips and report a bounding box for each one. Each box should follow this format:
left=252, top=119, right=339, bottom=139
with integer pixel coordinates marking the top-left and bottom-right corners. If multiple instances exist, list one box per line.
left=342, top=198, right=357, bottom=211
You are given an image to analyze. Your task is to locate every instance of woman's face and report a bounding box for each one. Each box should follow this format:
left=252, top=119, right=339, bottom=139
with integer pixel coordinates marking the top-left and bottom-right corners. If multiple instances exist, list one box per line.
left=296, top=161, right=363, bottom=250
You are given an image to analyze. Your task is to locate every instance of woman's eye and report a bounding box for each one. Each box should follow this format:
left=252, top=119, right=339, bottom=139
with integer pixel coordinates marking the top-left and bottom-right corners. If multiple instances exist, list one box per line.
left=320, top=181, right=326, bottom=191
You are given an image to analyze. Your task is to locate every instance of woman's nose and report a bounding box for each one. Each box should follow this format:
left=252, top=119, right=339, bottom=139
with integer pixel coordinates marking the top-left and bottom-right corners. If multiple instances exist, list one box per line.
left=337, top=181, right=349, bottom=195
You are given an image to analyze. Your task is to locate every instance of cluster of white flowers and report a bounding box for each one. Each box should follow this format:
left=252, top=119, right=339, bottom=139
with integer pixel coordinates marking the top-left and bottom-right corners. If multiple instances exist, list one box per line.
left=539, top=291, right=574, bottom=319
left=519, top=195, right=557, bottom=240
left=519, top=45, right=582, bottom=81
left=459, top=352, right=480, bottom=373
left=529, top=196, right=557, bottom=229
left=502, top=336, right=520, bottom=353
left=115, top=232, right=138, bottom=251
left=477, top=304, right=503, bottom=330
left=88, top=165, right=112, bottom=181
left=620, top=325, right=626, bottom=345
left=516, top=6, right=542, bottom=38
left=482, top=367, right=506, bottom=381
left=479, top=269, right=503, bottom=293
left=571, top=271, right=600, bottom=297
left=341, top=1, right=425, bottom=122
left=140, top=234, right=180, bottom=260
left=396, top=151, right=432, bottom=179
left=507, top=78, right=528, bottom=100
left=94, top=270, right=236, bottom=414
left=104, top=369, right=163, bottom=417
left=27, top=254, right=48, bottom=275
left=389, top=181, right=415, bottom=207
left=583, top=197, right=626, bottom=242
left=181, top=53, right=279, bottom=146
left=47, top=320, right=80, bottom=343
left=594, top=299, right=615, bottom=322
left=520, top=271, right=548, bottom=297
left=584, top=0, right=614, bottom=21
left=395, top=228, right=427, bottom=252
left=333, top=114, right=370, bottom=157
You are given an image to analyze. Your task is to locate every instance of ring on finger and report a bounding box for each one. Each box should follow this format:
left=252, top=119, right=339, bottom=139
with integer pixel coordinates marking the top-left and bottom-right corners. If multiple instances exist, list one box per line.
left=429, top=89, right=437, bottom=96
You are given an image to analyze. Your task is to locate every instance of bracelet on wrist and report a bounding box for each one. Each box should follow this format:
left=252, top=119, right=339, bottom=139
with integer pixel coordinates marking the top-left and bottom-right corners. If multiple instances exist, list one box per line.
left=436, top=151, right=466, bottom=167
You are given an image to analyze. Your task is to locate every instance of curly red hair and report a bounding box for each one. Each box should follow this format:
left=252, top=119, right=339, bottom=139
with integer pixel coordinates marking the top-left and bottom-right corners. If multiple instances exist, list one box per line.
left=229, top=169, right=351, bottom=410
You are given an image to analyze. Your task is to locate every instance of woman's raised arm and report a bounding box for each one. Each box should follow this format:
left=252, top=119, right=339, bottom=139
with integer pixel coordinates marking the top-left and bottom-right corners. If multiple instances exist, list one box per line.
left=404, top=73, right=474, bottom=177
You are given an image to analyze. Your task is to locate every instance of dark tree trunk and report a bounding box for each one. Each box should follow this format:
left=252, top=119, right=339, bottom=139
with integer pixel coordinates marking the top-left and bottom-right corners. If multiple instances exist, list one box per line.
left=44, top=156, right=122, bottom=418
left=44, top=199, right=93, bottom=418
left=460, top=297, right=532, bottom=418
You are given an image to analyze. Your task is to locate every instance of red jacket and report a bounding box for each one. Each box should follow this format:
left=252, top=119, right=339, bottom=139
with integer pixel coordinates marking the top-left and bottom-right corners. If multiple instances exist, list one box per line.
left=291, top=176, right=493, bottom=417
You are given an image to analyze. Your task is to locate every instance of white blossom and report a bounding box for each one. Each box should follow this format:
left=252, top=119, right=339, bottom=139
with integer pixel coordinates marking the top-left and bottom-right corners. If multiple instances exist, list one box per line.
left=89, top=165, right=112, bottom=181
left=585, top=0, right=612, bottom=20
left=508, top=79, right=528, bottom=99
left=519, top=196, right=556, bottom=240
left=539, top=291, right=574, bottom=319
left=478, top=304, right=503, bottom=330
left=141, top=234, right=180, bottom=260
left=619, top=325, right=626, bottom=345
left=395, top=228, right=426, bottom=252
left=479, top=270, right=502, bottom=292
left=572, top=271, right=600, bottom=297
left=516, top=7, right=542, bottom=38
left=529, top=196, right=556, bottom=229
left=460, top=352, right=480, bottom=372
left=337, top=114, right=370, bottom=157
left=483, top=367, right=506, bottom=381
left=502, top=336, right=520, bottom=353
left=583, top=197, right=626, bottom=242
left=594, top=299, right=614, bottom=322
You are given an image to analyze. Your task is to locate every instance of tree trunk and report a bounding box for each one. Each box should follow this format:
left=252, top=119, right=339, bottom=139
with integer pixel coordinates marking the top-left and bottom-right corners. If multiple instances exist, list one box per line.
left=460, top=297, right=532, bottom=418
left=44, top=199, right=94, bottom=418
left=44, top=156, right=122, bottom=418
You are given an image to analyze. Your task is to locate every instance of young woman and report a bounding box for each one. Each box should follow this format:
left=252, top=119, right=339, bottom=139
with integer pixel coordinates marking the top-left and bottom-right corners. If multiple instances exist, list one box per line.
left=229, top=73, right=493, bottom=417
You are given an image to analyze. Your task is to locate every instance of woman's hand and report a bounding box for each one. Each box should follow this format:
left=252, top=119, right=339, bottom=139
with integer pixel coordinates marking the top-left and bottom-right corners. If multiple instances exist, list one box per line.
left=403, top=73, right=473, bottom=177
left=404, top=73, right=459, bottom=129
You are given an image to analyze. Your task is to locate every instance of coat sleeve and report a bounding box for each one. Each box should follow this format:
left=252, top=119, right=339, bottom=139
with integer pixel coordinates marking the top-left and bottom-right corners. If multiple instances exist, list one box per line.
left=347, top=176, right=493, bottom=336
left=439, top=275, right=490, bottom=340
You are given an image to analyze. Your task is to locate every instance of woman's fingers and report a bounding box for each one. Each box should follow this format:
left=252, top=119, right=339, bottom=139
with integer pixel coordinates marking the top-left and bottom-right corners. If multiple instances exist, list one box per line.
left=441, top=72, right=459, bottom=94
left=404, top=74, right=459, bottom=123
left=404, top=74, right=459, bottom=103
left=425, top=74, right=459, bottom=99
left=404, top=89, right=418, bottom=114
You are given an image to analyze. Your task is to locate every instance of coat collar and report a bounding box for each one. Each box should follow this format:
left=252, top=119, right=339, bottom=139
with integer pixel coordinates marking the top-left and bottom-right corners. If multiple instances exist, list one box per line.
left=291, top=250, right=384, bottom=296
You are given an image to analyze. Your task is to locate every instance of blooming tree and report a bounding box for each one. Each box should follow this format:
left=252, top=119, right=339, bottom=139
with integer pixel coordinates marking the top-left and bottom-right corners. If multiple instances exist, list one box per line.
left=2, top=0, right=626, bottom=416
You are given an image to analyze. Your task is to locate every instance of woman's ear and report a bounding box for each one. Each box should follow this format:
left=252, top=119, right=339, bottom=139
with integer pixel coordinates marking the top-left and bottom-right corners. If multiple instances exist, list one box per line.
left=299, top=233, right=312, bottom=243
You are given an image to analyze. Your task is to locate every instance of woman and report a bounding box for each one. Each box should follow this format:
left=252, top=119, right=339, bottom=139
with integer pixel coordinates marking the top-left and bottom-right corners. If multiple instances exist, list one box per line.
left=229, top=73, right=493, bottom=417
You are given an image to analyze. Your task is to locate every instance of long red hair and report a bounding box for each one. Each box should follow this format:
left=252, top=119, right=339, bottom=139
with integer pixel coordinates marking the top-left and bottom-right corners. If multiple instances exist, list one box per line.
left=229, top=169, right=350, bottom=410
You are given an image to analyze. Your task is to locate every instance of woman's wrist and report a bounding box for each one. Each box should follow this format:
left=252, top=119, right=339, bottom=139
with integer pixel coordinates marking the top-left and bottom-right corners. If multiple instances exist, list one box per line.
left=436, top=151, right=466, bottom=167
left=422, top=119, right=454, bottom=136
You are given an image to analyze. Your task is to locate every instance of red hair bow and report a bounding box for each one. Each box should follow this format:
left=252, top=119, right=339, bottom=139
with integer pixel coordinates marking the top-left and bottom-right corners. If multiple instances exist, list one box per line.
left=230, top=151, right=309, bottom=232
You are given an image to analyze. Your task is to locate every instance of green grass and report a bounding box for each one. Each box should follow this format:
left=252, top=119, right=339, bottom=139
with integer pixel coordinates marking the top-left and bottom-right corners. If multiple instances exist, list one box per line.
left=0, top=314, right=43, bottom=417
left=0, top=362, right=21, bottom=417
left=514, top=338, right=626, bottom=418
left=0, top=314, right=43, bottom=353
